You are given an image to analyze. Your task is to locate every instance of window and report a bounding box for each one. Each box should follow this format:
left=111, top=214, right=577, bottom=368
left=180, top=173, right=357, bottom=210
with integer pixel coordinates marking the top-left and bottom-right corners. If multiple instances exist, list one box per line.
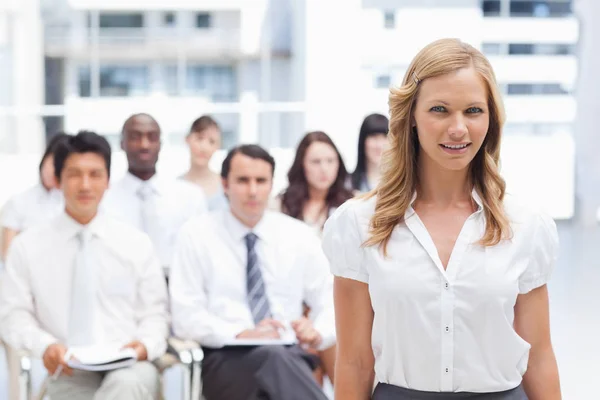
left=384, top=11, right=395, bottom=29
left=375, top=75, right=391, bottom=88
left=163, top=12, right=176, bottom=27
left=163, top=64, right=236, bottom=101
left=507, top=83, right=570, bottom=95
left=186, top=65, right=236, bottom=101
left=481, top=43, right=503, bottom=55
left=196, top=13, right=211, bottom=28
left=508, top=43, right=575, bottom=55
left=78, top=67, right=91, bottom=97
left=481, top=0, right=502, bottom=16
left=509, top=1, right=572, bottom=17
left=78, top=65, right=150, bottom=97
left=93, top=12, right=144, bottom=28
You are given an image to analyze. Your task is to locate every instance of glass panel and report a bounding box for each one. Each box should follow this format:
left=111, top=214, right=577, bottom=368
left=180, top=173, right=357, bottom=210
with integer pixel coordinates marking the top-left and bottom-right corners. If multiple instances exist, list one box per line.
left=78, top=65, right=150, bottom=97
left=482, top=0, right=502, bottom=16
left=509, top=43, right=575, bottom=55
left=375, top=75, right=391, bottom=88
left=97, top=12, right=144, bottom=28
left=509, top=1, right=572, bottom=17
left=163, top=12, right=176, bottom=27
left=78, top=66, right=91, bottom=97
left=163, top=65, right=178, bottom=96
left=507, top=83, right=570, bottom=95
left=184, top=65, right=237, bottom=101
left=196, top=13, right=211, bottom=28
left=482, top=43, right=503, bottom=55
left=384, top=11, right=395, bottom=29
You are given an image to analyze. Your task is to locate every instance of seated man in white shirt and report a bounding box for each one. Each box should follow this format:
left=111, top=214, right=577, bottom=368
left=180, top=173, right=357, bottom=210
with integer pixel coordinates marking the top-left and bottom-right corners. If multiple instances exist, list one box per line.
left=0, top=131, right=169, bottom=400
left=170, top=144, right=335, bottom=400
left=102, top=113, right=207, bottom=277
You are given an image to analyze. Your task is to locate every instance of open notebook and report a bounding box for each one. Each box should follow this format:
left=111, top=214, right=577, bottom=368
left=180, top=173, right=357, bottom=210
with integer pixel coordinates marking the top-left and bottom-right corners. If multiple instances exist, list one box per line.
left=223, top=327, right=298, bottom=346
left=66, top=346, right=138, bottom=372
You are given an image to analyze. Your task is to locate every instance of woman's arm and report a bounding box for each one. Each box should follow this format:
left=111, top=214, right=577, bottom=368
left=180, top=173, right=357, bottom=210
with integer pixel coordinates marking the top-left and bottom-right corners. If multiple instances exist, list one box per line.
left=333, top=276, right=375, bottom=400
left=1, top=227, right=18, bottom=262
left=515, top=284, right=561, bottom=399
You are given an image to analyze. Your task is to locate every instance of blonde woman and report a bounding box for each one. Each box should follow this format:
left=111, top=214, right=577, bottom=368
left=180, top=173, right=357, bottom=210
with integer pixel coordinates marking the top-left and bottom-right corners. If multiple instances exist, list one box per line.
left=322, top=39, right=560, bottom=400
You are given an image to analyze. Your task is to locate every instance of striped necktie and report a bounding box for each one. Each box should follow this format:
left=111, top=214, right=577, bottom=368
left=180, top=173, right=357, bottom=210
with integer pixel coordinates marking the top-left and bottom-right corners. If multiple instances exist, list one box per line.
left=245, top=233, right=271, bottom=324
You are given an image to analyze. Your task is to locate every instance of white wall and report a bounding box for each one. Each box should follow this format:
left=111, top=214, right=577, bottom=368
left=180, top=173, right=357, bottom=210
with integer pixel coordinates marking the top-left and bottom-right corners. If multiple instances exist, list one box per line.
left=359, top=6, right=483, bottom=65
left=574, top=0, right=600, bottom=224
left=10, top=0, right=45, bottom=154
left=489, top=56, right=577, bottom=84
left=482, top=17, right=579, bottom=43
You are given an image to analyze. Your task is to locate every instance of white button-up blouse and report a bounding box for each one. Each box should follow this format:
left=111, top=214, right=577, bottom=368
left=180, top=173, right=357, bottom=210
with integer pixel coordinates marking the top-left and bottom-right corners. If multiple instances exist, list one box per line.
left=322, top=191, right=558, bottom=393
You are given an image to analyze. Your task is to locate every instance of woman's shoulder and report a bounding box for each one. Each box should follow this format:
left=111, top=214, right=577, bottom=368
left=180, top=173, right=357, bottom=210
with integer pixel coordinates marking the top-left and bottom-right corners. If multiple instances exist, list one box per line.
left=327, top=195, right=376, bottom=233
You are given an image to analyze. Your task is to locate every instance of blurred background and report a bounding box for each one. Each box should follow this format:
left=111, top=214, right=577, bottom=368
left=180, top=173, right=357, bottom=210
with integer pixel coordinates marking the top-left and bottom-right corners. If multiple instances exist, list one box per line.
left=0, top=0, right=599, bottom=398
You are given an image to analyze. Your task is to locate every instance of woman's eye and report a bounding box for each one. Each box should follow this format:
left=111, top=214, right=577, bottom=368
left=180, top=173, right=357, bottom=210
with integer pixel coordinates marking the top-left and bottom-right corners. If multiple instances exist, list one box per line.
left=430, top=106, right=446, bottom=112
left=466, top=107, right=484, bottom=114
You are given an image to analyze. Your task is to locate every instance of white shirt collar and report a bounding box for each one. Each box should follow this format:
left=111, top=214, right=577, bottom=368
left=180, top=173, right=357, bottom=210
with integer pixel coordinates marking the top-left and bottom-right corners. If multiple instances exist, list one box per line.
left=55, top=211, right=108, bottom=241
left=405, top=188, right=484, bottom=219
left=223, top=209, right=271, bottom=245
left=122, top=172, right=162, bottom=196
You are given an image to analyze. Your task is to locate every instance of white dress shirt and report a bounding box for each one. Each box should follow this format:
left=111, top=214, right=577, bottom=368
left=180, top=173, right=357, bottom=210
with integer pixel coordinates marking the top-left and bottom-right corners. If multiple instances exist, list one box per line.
left=1, top=183, right=63, bottom=232
left=170, top=209, right=336, bottom=350
left=0, top=212, right=169, bottom=361
left=322, top=191, right=559, bottom=393
left=101, top=172, right=207, bottom=270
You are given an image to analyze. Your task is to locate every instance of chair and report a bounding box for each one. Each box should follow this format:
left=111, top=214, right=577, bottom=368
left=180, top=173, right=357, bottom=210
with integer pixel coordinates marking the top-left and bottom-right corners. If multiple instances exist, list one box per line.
left=13, top=337, right=203, bottom=400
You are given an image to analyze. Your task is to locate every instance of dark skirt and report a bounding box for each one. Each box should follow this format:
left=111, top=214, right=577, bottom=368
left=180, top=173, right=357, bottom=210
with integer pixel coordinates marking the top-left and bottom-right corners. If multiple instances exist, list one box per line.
left=372, top=383, right=528, bottom=400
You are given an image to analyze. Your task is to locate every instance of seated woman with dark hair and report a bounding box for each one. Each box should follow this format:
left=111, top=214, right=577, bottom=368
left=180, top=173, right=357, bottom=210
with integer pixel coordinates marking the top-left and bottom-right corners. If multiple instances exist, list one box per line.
left=351, top=113, right=390, bottom=193
left=275, top=131, right=354, bottom=235
left=273, top=131, right=354, bottom=388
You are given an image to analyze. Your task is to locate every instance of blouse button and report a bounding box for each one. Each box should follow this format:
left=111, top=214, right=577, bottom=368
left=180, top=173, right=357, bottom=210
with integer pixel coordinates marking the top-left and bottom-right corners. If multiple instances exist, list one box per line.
left=445, top=368, right=449, bottom=373
left=444, top=282, right=449, bottom=289
left=445, top=326, right=450, bottom=332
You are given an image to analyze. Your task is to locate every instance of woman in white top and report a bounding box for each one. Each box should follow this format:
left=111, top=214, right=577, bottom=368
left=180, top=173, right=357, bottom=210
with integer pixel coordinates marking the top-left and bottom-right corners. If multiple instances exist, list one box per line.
left=322, top=39, right=560, bottom=399
left=181, top=115, right=228, bottom=211
left=1, top=133, right=68, bottom=260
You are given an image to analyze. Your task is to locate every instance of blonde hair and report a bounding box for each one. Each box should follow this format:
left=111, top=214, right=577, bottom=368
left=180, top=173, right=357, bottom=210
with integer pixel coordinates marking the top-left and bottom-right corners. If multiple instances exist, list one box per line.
left=365, top=38, right=510, bottom=254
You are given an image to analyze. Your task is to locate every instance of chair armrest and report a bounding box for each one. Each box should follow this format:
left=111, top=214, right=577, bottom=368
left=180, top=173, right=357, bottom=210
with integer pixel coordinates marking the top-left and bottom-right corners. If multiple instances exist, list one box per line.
left=6, top=343, right=34, bottom=372
left=153, top=337, right=204, bottom=372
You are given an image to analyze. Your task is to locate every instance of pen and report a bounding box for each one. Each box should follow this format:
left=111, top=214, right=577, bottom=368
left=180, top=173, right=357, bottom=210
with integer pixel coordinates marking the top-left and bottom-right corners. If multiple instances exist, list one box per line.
left=51, top=348, right=72, bottom=381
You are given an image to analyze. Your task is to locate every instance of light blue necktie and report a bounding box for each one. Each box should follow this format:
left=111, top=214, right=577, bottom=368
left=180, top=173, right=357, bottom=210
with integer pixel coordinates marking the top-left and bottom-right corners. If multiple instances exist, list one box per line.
left=68, top=230, right=96, bottom=346
left=245, top=233, right=271, bottom=325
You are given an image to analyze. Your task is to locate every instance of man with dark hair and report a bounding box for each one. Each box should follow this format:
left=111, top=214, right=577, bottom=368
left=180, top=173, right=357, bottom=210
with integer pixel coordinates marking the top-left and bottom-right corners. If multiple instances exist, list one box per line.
left=102, top=113, right=207, bottom=277
left=170, top=144, right=335, bottom=400
left=0, top=131, right=168, bottom=400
